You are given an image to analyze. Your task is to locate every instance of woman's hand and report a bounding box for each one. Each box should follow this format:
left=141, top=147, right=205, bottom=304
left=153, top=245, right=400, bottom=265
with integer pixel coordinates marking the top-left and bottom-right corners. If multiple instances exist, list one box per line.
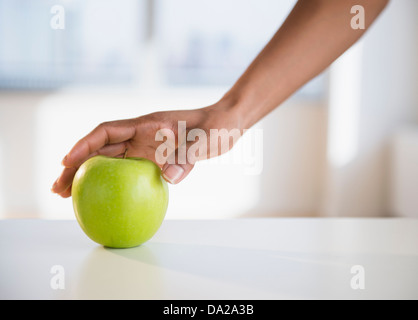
left=51, top=0, right=389, bottom=199
left=51, top=101, right=242, bottom=198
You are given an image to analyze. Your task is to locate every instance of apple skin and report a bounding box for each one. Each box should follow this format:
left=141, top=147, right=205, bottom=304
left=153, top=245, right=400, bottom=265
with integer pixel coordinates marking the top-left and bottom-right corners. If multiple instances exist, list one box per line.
left=72, top=156, right=169, bottom=248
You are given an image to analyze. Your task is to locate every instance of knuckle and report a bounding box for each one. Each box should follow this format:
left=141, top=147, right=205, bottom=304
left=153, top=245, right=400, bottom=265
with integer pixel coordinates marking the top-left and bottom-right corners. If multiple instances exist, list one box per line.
left=98, top=121, right=110, bottom=128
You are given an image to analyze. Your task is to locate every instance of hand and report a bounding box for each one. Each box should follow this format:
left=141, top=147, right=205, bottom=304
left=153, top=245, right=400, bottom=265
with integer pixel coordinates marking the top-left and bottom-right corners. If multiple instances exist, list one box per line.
left=51, top=102, right=241, bottom=198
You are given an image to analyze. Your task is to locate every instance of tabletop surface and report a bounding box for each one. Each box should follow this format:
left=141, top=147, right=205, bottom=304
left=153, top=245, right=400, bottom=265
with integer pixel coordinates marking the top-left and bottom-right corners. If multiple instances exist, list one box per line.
left=1, top=218, right=418, bottom=300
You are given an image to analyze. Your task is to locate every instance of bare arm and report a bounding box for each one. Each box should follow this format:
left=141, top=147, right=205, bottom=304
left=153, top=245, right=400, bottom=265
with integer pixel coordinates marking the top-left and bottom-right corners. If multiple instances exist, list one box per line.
left=52, top=0, right=389, bottom=197
left=222, top=0, right=389, bottom=129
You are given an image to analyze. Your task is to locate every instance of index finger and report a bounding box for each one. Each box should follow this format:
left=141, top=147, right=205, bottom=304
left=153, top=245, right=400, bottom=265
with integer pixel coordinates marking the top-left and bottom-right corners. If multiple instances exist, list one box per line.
left=62, top=120, right=136, bottom=168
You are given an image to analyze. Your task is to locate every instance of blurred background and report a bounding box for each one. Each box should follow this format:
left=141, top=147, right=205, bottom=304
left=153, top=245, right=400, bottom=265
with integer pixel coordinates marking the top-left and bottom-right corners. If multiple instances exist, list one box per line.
left=0, top=0, right=417, bottom=220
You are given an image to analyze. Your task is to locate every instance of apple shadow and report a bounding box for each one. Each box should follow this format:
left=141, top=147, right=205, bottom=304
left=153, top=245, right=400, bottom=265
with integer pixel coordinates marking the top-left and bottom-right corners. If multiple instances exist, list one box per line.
left=104, top=242, right=351, bottom=299
left=74, top=244, right=164, bottom=300
left=75, top=242, right=418, bottom=299
left=106, top=242, right=418, bottom=299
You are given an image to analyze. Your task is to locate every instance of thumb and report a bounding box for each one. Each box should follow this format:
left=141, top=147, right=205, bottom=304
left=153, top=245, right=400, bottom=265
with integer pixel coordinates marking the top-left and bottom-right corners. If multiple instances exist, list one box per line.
left=160, top=134, right=202, bottom=184
left=161, top=162, right=194, bottom=184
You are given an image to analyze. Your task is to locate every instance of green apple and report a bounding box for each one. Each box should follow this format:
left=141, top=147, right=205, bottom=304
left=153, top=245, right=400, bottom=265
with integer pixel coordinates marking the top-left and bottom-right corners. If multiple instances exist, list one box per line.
left=72, top=156, right=169, bottom=248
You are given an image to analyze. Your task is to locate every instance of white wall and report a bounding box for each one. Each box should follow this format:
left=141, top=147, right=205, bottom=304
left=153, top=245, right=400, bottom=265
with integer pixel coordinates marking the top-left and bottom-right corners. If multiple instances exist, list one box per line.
left=1, top=1, right=417, bottom=219
left=243, top=101, right=327, bottom=217
left=0, top=93, right=45, bottom=218
left=0, top=88, right=326, bottom=219
left=390, top=128, right=418, bottom=217
left=322, top=0, right=418, bottom=217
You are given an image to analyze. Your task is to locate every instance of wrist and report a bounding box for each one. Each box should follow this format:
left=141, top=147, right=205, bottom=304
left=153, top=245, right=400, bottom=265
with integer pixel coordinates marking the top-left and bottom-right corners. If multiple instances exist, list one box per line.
left=215, top=81, right=267, bottom=130
left=208, top=93, right=252, bottom=132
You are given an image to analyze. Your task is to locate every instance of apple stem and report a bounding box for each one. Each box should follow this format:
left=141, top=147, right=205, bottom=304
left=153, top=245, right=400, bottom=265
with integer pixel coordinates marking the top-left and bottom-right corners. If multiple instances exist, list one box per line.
left=123, top=148, right=128, bottom=159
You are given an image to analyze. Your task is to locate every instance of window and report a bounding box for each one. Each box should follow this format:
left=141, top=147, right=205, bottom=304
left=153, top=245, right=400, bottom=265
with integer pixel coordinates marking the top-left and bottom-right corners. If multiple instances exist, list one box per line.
left=155, top=0, right=294, bottom=87
left=0, top=0, right=143, bottom=88
left=0, top=0, right=325, bottom=98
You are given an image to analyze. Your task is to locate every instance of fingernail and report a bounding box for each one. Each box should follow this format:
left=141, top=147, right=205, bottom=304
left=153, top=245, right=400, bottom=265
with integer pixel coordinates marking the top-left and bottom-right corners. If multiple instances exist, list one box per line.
left=51, top=180, right=58, bottom=193
left=61, top=155, right=68, bottom=166
left=162, top=165, right=184, bottom=184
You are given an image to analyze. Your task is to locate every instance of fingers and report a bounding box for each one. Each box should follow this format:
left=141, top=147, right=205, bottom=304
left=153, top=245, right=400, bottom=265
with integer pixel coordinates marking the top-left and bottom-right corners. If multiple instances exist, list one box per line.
left=54, top=120, right=135, bottom=198
left=60, top=184, right=72, bottom=198
left=62, top=120, right=136, bottom=169
left=52, top=142, right=129, bottom=197
left=94, top=142, right=129, bottom=158
left=51, top=167, right=78, bottom=196
left=53, top=113, right=209, bottom=197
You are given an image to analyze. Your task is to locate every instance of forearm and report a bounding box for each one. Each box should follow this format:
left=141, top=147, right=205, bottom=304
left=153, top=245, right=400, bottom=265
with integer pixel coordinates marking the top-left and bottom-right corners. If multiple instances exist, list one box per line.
left=52, top=0, right=390, bottom=193
left=219, top=0, right=389, bottom=129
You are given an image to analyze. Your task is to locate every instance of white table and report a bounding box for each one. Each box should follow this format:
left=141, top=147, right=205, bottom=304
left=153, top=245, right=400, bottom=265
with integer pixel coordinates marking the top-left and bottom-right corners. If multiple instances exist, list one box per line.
left=1, top=218, right=417, bottom=300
